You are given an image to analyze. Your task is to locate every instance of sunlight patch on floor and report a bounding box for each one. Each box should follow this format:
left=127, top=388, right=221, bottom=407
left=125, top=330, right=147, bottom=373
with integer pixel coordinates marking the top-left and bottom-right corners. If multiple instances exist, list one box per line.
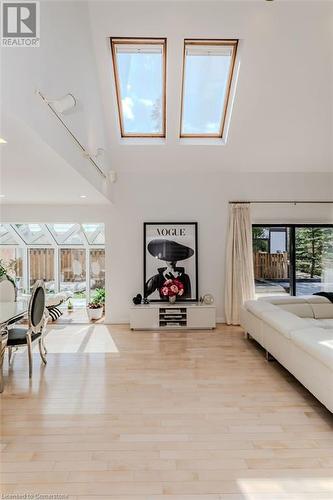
left=237, top=477, right=333, bottom=497
left=32, top=324, right=119, bottom=353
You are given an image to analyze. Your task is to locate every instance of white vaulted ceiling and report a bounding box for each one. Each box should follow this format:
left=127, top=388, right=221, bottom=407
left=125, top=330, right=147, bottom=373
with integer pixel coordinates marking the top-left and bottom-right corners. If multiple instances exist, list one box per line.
left=88, top=0, right=333, bottom=173
left=1, top=0, right=333, bottom=205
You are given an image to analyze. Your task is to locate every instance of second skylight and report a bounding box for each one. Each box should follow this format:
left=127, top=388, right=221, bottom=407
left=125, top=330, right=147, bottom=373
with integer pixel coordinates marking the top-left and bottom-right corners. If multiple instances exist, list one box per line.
left=180, top=40, right=238, bottom=138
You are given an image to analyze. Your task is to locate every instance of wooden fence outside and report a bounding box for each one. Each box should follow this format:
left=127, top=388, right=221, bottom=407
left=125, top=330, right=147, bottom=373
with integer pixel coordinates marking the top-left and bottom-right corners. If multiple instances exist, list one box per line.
left=28, top=248, right=105, bottom=282
left=253, top=252, right=289, bottom=280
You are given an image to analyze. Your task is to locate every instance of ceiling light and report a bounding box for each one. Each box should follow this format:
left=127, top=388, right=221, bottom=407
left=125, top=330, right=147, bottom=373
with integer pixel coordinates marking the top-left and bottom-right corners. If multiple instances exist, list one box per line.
left=80, top=195, right=87, bottom=199
left=0, top=137, right=7, bottom=144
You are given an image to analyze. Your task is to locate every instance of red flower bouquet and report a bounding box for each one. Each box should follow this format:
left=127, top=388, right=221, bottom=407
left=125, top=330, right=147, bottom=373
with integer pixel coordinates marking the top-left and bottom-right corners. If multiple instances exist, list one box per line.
left=160, top=278, right=184, bottom=299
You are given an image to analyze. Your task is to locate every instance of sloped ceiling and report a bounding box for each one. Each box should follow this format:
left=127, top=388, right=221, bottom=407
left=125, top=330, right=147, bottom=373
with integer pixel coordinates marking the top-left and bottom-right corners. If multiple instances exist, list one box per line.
left=1, top=0, right=333, bottom=207
left=89, top=0, right=333, bottom=173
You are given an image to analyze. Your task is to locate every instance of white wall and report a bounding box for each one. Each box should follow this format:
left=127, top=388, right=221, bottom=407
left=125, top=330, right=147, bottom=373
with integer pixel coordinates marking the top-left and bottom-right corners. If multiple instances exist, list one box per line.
left=108, top=171, right=333, bottom=323
left=2, top=1, right=333, bottom=324
left=2, top=173, right=332, bottom=323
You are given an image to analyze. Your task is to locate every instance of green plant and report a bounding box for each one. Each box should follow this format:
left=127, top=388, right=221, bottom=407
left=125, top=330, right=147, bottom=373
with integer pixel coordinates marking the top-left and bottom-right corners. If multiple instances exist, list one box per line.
left=0, top=258, right=16, bottom=285
left=88, top=288, right=105, bottom=309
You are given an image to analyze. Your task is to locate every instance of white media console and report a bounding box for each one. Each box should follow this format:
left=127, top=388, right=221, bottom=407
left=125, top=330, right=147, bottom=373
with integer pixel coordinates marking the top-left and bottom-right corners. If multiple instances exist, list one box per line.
left=130, top=303, right=216, bottom=330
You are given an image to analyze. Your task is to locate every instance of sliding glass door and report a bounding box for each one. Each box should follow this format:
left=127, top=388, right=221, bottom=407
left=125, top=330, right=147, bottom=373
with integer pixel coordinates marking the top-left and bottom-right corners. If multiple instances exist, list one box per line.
left=253, top=226, right=290, bottom=296
left=295, top=227, right=333, bottom=295
left=253, top=224, right=333, bottom=297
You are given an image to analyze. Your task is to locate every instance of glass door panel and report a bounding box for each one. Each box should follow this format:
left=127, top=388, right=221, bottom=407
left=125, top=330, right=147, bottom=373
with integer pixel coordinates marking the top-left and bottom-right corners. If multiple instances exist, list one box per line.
left=90, top=249, right=105, bottom=296
left=29, top=248, right=55, bottom=293
left=253, top=226, right=290, bottom=296
left=295, top=227, right=333, bottom=295
left=60, top=248, right=86, bottom=306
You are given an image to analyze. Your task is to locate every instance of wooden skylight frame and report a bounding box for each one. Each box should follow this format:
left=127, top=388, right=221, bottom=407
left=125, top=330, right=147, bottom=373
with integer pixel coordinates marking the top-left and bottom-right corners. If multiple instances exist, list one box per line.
left=110, top=37, right=167, bottom=138
left=180, top=39, right=239, bottom=139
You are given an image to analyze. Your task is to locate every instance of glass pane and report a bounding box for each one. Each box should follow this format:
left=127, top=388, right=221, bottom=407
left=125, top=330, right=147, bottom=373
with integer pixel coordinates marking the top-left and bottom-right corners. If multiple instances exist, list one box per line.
left=0, top=224, right=18, bottom=245
left=181, top=43, right=234, bottom=135
left=90, top=249, right=105, bottom=296
left=29, top=248, right=55, bottom=293
left=114, top=42, right=164, bottom=135
left=253, top=227, right=290, bottom=297
left=0, top=247, right=24, bottom=293
left=82, top=223, right=105, bottom=245
left=15, top=224, right=50, bottom=245
left=295, top=227, right=333, bottom=295
left=60, top=249, right=86, bottom=303
left=48, top=223, right=83, bottom=245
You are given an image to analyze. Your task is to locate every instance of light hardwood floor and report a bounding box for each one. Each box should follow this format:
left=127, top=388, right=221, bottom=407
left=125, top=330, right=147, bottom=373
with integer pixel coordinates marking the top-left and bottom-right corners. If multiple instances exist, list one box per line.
left=1, top=323, right=333, bottom=499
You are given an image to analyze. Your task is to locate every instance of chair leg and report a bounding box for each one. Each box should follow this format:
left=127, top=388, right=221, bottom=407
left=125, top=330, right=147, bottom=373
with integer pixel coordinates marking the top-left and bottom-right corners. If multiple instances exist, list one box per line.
left=0, top=329, right=8, bottom=393
left=41, top=336, right=47, bottom=355
left=8, top=346, right=12, bottom=365
left=27, top=335, right=33, bottom=378
left=38, top=339, right=47, bottom=365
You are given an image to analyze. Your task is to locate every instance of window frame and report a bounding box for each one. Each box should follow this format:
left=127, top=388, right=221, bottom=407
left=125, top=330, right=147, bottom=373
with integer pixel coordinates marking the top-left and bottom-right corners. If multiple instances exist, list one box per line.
left=110, top=37, right=167, bottom=138
left=253, top=224, right=333, bottom=296
left=180, top=39, right=238, bottom=139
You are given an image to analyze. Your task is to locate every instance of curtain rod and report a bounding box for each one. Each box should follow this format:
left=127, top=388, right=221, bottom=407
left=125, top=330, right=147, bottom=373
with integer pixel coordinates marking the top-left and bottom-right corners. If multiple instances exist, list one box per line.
left=229, top=201, right=333, bottom=205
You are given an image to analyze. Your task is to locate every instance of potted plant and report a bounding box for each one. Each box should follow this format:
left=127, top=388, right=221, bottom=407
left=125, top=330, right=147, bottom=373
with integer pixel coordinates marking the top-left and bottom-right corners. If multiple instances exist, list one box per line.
left=160, top=279, right=184, bottom=303
left=87, top=288, right=105, bottom=320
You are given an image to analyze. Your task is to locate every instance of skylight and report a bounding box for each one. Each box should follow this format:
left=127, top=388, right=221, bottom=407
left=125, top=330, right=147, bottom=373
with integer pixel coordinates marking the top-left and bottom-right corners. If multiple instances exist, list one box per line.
left=180, top=40, right=238, bottom=138
left=110, top=38, right=166, bottom=138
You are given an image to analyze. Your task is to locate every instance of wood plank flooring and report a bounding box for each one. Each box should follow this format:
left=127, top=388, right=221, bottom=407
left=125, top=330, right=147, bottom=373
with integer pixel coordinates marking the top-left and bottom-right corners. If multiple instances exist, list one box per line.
left=1, top=323, right=333, bottom=499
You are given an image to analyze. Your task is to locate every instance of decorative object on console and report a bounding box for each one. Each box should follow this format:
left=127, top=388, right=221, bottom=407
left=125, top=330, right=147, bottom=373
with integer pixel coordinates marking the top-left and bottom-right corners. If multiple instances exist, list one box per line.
left=144, top=222, right=198, bottom=302
left=133, top=293, right=142, bottom=305
left=160, top=278, right=184, bottom=304
left=201, top=293, right=214, bottom=305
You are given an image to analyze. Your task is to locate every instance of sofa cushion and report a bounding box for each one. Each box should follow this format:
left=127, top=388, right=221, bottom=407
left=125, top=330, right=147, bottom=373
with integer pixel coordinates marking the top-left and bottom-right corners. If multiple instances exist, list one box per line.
left=259, top=296, right=307, bottom=305
left=311, top=303, right=333, bottom=319
left=318, top=319, right=333, bottom=329
left=275, top=303, right=314, bottom=318
left=303, top=295, right=331, bottom=304
left=260, top=310, right=314, bottom=339
left=290, top=328, right=333, bottom=371
left=244, top=300, right=277, bottom=318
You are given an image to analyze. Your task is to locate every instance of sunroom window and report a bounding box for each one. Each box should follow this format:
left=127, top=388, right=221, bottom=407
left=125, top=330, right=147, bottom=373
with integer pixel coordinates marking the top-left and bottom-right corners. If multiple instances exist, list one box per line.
left=110, top=38, right=166, bottom=138
left=180, top=39, right=238, bottom=138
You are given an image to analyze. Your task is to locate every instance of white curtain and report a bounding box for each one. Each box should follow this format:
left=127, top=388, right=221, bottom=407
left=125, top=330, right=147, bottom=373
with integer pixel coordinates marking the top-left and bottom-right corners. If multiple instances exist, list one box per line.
left=225, top=203, right=255, bottom=325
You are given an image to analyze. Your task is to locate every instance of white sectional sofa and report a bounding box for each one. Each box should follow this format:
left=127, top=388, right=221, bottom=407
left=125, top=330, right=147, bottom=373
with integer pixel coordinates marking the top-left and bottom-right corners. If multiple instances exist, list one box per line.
left=240, top=295, right=333, bottom=413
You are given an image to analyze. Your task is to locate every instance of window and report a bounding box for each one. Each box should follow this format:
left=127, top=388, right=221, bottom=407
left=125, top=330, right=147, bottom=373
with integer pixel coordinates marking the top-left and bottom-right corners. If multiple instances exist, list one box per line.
left=47, top=224, right=83, bottom=245
left=180, top=39, right=238, bottom=138
left=110, top=38, right=167, bottom=137
left=0, top=223, right=105, bottom=307
left=90, top=249, right=105, bottom=293
left=14, top=224, right=50, bottom=245
left=295, top=227, right=333, bottom=295
left=253, top=226, right=290, bottom=297
left=29, top=248, right=55, bottom=293
left=60, top=248, right=86, bottom=299
left=252, top=225, right=333, bottom=297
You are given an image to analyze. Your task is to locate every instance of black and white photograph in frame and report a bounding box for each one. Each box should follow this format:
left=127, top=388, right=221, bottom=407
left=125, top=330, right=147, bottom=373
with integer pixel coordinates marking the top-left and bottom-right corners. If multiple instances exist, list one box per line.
left=144, top=222, right=198, bottom=302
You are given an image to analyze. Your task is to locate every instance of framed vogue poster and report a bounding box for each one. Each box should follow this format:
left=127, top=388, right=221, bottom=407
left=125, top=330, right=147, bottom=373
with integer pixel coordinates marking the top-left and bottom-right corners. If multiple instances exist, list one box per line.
left=144, top=222, right=198, bottom=302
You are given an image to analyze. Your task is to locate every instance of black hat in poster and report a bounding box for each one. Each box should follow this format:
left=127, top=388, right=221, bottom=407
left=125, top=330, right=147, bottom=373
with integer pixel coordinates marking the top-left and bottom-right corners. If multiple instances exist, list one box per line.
left=147, top=239, right=194, bottom=262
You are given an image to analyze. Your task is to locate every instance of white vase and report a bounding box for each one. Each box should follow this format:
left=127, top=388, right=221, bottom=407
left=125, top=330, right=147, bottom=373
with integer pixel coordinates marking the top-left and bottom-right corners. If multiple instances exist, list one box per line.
left=87, top=307, right=103, bottom=320
left=169, top=295, right=176, bottom=304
